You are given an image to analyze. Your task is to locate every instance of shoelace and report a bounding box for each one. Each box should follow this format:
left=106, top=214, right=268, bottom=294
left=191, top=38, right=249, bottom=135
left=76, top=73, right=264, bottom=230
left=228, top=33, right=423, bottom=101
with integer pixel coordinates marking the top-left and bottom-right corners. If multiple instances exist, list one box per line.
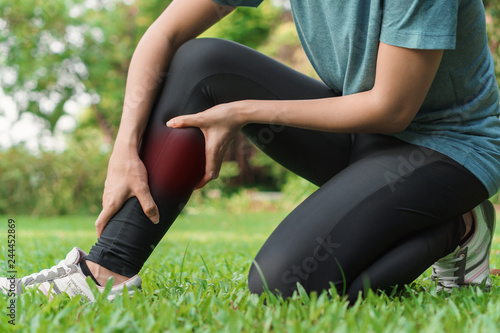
left=432, top=255, right=465, bottom=287
left=19, top=259, right=71, bottom=287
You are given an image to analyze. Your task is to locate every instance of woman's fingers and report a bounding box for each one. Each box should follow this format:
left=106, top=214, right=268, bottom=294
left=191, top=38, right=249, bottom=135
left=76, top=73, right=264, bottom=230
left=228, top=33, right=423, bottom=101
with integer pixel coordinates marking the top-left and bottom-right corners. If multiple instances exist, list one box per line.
left=195, top=174, right=212, bottom=189
left=95, top=186, right=158, bottom=238
left=167, top=114, right=199, bottom=128
left=95, top=155, right=159, bottom=236
left=168, top=113, right=224, bottom=189
left=135, top=185, right=160, bottom=224
left=196, top=165, right=220, bottom=189
left=95, top=202, right=120, bottom=237
left=196, top=134, right=225, bottom=188
left=167, top=105, right=241, bottom=189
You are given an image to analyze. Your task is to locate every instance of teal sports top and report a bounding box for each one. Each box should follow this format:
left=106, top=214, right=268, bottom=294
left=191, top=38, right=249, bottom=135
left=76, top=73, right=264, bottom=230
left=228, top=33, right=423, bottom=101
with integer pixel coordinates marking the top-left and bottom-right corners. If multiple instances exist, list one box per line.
left=214, top=0, right=500, bottom=196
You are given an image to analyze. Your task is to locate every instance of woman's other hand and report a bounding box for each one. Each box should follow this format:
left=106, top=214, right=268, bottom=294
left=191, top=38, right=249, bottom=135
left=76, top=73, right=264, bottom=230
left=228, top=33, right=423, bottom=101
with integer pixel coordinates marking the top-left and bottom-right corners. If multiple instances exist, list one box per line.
left=167, top=102, right=246, bottom=189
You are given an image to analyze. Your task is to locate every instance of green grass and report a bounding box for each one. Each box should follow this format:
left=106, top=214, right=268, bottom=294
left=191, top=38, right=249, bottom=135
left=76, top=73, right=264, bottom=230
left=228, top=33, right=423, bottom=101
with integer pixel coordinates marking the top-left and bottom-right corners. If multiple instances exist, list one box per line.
left=0, top=209, right=500, bottom=332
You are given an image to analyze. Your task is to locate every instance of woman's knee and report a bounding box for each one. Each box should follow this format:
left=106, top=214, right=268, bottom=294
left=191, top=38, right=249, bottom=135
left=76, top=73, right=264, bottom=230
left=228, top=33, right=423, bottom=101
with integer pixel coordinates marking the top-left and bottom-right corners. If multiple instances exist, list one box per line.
left=150, top=38, right=248, bottom=123
left=172, top=38, right=242, bottom=74
left=247, top=259, right=297, bottom=298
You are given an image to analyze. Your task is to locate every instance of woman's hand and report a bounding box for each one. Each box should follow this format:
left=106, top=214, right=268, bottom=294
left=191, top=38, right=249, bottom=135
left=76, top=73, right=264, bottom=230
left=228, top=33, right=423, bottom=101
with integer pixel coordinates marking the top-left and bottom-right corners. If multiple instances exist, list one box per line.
left=95, top=146, right=159, bottom=237
left=167, top=102, right=246, bottom=189
left=91, top=0, right=236, bottom=237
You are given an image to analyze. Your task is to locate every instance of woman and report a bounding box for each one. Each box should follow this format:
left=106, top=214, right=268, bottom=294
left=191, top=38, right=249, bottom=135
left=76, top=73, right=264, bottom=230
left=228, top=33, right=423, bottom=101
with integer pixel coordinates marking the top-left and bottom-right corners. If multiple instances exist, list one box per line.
left=2, top=0, right=498, bottom=302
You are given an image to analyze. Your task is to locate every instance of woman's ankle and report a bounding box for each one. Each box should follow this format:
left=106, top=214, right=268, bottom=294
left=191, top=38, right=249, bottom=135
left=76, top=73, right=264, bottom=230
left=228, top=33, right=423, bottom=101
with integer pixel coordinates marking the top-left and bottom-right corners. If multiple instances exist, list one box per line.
left=460, top=210, right=475, bottom=244
left=85, top=260, right=131, bottom=286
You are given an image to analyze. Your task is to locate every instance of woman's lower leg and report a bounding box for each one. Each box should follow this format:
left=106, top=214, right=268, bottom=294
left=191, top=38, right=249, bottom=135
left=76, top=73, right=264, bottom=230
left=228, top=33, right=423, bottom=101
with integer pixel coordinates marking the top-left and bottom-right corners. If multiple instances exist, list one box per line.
left=85, top=127, right=206, bottom=278
left=461, top=211, right=474, bottom=240
left=86, top=260, right=130, bottom=286
left=85, top=38, right=348, bottom=279
left=247, top=134, right=488, bottom=298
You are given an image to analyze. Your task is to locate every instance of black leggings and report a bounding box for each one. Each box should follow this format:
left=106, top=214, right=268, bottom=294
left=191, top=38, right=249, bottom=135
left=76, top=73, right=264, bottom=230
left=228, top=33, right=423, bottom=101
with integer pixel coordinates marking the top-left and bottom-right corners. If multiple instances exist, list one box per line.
left=86, top=38, right=488, bottom=301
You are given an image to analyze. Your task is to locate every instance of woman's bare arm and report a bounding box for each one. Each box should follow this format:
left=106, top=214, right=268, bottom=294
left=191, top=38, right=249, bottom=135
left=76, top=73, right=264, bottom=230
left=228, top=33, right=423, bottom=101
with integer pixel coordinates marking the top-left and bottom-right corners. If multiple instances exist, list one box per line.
left=235, top=43, right=443, bottom=134
left=168, top=42, right=444, bottom=187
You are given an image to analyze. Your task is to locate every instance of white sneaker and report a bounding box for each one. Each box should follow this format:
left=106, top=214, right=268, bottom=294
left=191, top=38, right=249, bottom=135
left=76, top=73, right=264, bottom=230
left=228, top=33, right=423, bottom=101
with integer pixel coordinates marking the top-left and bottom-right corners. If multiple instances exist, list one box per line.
left=431, top=200, right=496, bottom=292
left=0, top=247, right=142, bottom=301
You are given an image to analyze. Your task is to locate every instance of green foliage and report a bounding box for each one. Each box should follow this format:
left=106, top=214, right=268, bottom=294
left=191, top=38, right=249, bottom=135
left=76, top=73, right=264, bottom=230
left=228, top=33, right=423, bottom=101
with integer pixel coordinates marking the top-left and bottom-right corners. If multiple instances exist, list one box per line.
left=0, top=0, right=282, bottom=136
left=0, top=0, right=181, bottom=134
left=0, top=129, right=110, bottom=215
left=250, top=150, right=289, bottom=190
left=484, top=0, right=500, bottom=89
left=258, top=13, right=318, bottom=78
left=280, top=173, right=318, bottom=208
left=0, top=211, right=499, bottom=332
left=3, top=1, right=500, bottom=215
left=201, top=2, right=282, bottom=49
left=198, top=161, right=241, bottom=198
left=0, top=0, right=286, bottom=215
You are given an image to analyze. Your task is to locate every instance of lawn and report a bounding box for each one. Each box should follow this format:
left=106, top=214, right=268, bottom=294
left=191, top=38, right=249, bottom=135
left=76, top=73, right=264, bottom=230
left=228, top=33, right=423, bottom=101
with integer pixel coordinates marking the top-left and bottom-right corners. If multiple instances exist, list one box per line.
left=1, top=207, right=500, bottom=332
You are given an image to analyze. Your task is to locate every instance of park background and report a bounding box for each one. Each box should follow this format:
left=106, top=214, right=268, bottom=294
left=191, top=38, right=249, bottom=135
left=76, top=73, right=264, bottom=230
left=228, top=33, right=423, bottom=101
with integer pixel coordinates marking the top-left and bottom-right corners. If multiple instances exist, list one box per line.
left=0, top=0, right=318, bottom=216
left=1, top=1, right=500, bottom=332
left=2, top=0, right=500, bottom=215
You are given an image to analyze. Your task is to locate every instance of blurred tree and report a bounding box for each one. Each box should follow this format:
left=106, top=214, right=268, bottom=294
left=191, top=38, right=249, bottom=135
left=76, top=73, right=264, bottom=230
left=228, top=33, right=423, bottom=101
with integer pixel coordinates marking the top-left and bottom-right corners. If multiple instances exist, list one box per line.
left=2, top=1, right=499, bottom=215
left=0, top=0, right=285, bottom=215
left=485, top=0, right=500, bottom=88
left=0, top=0, right=281, bottom=144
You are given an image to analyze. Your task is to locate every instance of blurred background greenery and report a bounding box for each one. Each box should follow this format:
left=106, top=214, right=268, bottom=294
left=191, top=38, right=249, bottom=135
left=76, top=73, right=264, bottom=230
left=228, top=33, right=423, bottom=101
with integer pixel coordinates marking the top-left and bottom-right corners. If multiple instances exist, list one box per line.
left=1, top=0, right=500, bottom=216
